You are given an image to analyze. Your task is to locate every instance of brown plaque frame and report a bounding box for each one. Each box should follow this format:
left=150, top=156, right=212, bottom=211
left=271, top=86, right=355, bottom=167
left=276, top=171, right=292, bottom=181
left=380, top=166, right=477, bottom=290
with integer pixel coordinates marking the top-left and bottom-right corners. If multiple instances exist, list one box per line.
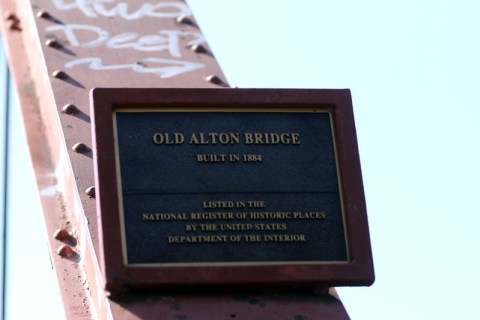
left=90, top=88, right=374, bottom=292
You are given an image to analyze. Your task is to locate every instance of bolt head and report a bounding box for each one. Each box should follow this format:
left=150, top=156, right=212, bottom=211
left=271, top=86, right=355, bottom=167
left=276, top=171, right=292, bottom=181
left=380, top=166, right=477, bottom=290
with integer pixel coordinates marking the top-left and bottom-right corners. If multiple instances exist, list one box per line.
left=85, top=186, right=95, bottom=198
left=205, top=75, right=229, bottom=87
left=175, top=14, right=192, bottom=25
left=52, top=70, right=68, bottom=79
left=205, top=75, right=220, bottom=84
left=57, top=244, right=75, bottom=258
left=191, top=44, right=207, bottom=54
left=37, top=11, right=50, bottom=19
left=53, top=229, right=71, bottom=240
left=62, top=104, right=79, bottom=114
left=72, top=143, right=88, bottom=153
left=45, top=38, right=62, bottom=48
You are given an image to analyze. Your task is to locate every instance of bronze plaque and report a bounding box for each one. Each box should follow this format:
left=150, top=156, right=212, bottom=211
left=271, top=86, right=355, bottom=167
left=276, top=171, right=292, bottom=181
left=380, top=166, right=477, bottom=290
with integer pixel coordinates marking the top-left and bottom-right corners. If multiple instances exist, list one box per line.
left=91, top=88, right=374, bottom=292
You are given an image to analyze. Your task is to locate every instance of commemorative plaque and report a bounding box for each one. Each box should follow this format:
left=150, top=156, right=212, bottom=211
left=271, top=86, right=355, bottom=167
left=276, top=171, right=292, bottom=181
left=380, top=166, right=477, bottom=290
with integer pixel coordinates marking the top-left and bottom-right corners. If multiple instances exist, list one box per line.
left=90, top=88, right=374, bottom=292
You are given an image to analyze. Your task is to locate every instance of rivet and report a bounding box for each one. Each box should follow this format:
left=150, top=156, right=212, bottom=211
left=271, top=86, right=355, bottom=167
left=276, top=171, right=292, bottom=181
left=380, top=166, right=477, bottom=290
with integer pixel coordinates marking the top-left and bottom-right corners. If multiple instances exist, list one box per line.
left=205, top=75, right=228, bottom=87
left=54, top=229, right=71, bottom=240
left=52, top=70, right=68, bottom=79
left=85, top=186, right=95, bottom=198
left=62, top=104, right=79, bottom=114
left=45, top=38, right=62, bottom=48
left=36, top=11, right=51, bottom=19
left=190, top=44, right=207, bottom=54
left=205, top=75, right=221, bottom=84
left=72, top=143, right=88, bottom=153
left=57, top=244, right=75, bottom=258
left=175, top=14, right=192, bottom=25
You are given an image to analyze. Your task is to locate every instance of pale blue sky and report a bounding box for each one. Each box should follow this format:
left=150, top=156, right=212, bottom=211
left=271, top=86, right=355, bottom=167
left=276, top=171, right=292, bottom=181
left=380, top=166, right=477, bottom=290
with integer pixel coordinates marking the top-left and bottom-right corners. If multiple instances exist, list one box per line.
left=187, top=1, right=480, bottom=318
left=2, top=1, right=480, bottom=319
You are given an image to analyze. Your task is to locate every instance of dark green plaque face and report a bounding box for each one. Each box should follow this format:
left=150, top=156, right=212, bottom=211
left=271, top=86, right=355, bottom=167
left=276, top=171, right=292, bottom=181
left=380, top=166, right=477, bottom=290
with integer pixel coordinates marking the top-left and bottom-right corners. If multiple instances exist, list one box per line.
left=92, top=88, right=374, bottom=290
left=114, top=110, right=348, bottom=266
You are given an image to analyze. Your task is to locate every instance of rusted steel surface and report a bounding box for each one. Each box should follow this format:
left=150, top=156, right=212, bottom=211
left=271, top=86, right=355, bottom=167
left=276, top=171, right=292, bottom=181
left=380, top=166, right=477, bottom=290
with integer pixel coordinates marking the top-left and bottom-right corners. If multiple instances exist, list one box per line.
left=0, top=0, right=351, bottom=319
left=110, top=289, right=350, bottom=320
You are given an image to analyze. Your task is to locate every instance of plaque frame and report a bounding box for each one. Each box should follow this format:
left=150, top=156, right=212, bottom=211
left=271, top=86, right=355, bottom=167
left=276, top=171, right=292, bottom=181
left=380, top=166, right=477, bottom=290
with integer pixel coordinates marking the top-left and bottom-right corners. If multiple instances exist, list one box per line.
left=90, top=88, right=374, bottom=292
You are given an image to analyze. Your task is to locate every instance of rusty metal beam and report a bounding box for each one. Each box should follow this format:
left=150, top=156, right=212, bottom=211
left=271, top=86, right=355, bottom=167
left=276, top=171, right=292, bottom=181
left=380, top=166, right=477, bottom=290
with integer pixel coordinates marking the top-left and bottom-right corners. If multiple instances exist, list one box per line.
left=0, top=1, right=351, bottom=318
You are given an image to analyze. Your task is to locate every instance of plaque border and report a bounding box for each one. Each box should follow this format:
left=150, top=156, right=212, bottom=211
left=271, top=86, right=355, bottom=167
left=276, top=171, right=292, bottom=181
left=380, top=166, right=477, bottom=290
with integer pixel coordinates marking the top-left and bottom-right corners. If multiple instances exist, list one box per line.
left=90, top=88, right=374, bottom=292
left=113, top=108, right=349, bottom=267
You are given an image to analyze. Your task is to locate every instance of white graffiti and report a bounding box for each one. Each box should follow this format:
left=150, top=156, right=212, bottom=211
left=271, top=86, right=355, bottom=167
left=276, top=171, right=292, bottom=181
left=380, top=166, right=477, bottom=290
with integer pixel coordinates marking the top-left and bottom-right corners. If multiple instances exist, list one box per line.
left=49, top=1, right=204, bottom=78
left=46, top=24, right=205, bottom=57
left=52, top=0, right=191, bottom=20
left=65, top=57, right=204, bottom=78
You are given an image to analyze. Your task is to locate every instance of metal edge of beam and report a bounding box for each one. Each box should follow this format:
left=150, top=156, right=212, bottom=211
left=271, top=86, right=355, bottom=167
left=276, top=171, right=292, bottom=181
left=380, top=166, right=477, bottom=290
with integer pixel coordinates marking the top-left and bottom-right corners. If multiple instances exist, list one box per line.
left=0, top=1, right=109, bottom=319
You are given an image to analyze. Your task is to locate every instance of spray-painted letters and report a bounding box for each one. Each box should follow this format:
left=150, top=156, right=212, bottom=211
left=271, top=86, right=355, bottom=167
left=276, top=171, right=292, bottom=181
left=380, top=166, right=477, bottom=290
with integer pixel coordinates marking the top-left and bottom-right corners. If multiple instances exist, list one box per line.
left=47, top=1, right=205, bottom=78
left=46, top=24, right=205, bottom=57
left=65, top=57, right=204, bottom=78
left=52, top=0, right=191, bottom=20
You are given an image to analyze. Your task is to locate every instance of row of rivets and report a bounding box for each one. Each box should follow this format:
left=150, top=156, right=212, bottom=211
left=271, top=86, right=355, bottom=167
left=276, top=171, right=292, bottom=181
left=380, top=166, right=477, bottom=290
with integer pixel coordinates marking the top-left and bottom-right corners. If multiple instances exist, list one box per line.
left=54, top=229, right=76, bottom=258
left=176, top=14, right=227, bottom=86
left=52, top=68, right=225, bottom=90
left=36, top=8, right=90, bottom=260
left=179, top=18, right=226, bottom=86
left=71, top=142, right=95, bottom=197
left=62, top=103, right=95, bottom=198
